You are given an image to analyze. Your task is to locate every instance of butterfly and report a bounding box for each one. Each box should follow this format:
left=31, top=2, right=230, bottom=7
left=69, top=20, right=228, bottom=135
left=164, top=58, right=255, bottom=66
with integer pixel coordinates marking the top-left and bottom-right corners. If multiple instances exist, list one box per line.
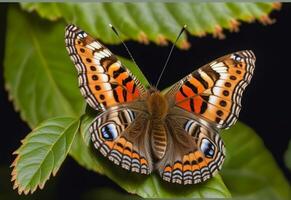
left=65, top=24, right=255, bottom=185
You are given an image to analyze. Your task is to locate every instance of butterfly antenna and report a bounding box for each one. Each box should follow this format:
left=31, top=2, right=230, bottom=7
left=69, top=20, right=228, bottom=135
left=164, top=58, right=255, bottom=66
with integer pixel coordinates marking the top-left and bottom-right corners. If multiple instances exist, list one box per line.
left=155, top=25, right=187, bottom=88
left=109, top=24, right=140, bottom=70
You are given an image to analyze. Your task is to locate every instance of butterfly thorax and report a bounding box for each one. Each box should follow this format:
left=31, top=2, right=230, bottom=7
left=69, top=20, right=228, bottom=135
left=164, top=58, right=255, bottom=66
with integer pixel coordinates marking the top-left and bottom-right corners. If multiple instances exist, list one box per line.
left=146, top=89, right=169, bottom=160
left=146, top=89, right=168, bottom=119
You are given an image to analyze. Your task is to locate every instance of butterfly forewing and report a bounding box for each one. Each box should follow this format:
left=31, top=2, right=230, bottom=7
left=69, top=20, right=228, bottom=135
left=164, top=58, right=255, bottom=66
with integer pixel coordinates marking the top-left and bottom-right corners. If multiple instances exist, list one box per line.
left=166, top=50, right=255, bottom=129
left=65, top=24, right=146, bottom=110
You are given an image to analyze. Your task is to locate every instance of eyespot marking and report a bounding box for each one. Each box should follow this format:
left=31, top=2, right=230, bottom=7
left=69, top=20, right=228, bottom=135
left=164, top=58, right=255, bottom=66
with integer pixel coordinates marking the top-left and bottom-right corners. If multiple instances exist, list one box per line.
left=100, top=123, right=119, bottom=141
left=200, top=138, right=215, bottom=158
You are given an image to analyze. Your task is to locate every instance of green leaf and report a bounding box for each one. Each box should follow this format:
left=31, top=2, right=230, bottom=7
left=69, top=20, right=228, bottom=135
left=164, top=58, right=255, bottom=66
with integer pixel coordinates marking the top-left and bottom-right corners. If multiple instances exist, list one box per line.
left=4, top=6, right=150, bottom=129
left=4, top=6, right=85, bottom=128
left=284, top=140, right=291, bottom=171
left=221, top=122, right=291, bottom=200
left=20, top=2, right=280, bottom=49
left=118, top=56, right=150, bottom=88
left=69, top=113, right=105, bottom=174
left=11, top=117, right=79, bottom=195
left=69, top=111, right=231, bottom=198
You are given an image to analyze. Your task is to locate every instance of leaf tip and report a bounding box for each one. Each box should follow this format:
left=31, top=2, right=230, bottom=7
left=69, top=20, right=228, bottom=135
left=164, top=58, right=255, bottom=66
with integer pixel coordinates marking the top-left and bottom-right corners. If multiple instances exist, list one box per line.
left=259, top=15, right=275, bottom=25
left=14, top=180, right=26, bottom=195
left=272, top=2, right=282, bottom=10
left=52, top=168, right=59, bottom=176
left=11, top=158, right=17, bottom=168
left=156, top=34, right=168, bottom=46
left=39, top=182, right=45, bottom=190
left=138, top=32, right=149, bottom=44
left=13, top=182, right=19, bottom=190
left=229, top=19, right=240, bottom=32
left=213, top=25, right=225, bottom=40
left=12, top=180, right=17, bottom=188
left=31, top=187, right=37, bottom=194
left=24, top=188, right=30, bottom=195
left=179, top=39, right=191, bottom=50
left=11, top=174, right=16, bottom=181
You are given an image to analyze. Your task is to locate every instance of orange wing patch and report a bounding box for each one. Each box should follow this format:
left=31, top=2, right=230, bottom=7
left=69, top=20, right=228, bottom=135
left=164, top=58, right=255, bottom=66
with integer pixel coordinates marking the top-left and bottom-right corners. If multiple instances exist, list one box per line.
left=65, top=24, right=145, bottom=110
left=161, top=150, right=217, bottom=185
left=169, top=50, right=255, bottom=129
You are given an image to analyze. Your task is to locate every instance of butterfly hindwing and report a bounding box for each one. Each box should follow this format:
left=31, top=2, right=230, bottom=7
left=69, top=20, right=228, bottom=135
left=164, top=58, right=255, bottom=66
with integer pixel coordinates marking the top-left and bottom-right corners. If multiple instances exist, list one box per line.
left=166, top=50, right=255, bottom=129
left=65, top=24, right=146, bottom=110
left=156, top=107, right=225, bottom=184
left=90, top=104, right=153, bottom=174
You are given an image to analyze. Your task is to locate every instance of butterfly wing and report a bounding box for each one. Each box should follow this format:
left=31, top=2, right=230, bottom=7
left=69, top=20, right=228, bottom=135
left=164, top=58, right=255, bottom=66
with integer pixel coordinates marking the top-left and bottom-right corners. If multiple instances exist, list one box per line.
left=90, top=103, right=153, bottom=174
left=65, top=25, right=152, bottom=174
left=157, top=51, right=255, bottom=184
left=156, top=107, right=225, bottom=184
left=65, top=24, right=146, bottom=110
left=166, top=50, right=255, bottom=129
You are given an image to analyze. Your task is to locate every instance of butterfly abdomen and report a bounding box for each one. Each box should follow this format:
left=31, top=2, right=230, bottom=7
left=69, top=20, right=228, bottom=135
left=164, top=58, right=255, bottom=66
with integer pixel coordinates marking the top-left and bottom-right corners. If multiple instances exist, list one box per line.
left=150, top=119, right=168, bottom=160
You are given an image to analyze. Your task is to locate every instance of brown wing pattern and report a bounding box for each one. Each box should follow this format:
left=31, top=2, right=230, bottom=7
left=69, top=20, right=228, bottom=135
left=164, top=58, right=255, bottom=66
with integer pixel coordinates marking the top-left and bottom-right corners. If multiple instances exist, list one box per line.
left=65, top=24, right=146, bottom=110
left=166, top=50, right=255, bottom=129
left=157, top=108, right=225, bottom=184
left=90, top=105, right=153, bottom=174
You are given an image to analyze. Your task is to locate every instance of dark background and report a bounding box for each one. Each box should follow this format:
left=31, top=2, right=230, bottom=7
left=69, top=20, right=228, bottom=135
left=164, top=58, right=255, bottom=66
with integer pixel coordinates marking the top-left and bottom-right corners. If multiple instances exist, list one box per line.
left=0, top=3, right=291, bottom=199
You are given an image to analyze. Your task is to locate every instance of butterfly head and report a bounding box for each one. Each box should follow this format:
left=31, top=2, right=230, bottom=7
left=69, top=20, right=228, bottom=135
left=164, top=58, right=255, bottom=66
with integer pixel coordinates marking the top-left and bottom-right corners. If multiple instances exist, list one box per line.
left=146, top=85, right=159, bottom=94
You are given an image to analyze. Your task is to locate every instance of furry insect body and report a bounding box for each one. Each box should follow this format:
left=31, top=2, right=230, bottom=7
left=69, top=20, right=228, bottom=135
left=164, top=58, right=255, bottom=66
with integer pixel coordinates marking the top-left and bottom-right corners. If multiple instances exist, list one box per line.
left=146, top=88, right=169, bottom=160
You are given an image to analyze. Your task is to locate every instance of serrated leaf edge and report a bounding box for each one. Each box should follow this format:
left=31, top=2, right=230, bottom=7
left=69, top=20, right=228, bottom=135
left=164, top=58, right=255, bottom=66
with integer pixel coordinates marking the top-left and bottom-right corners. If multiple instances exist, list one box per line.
left=20, top=2, right=281, bottom=49
left=11, top=117, right=79, bottom=195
